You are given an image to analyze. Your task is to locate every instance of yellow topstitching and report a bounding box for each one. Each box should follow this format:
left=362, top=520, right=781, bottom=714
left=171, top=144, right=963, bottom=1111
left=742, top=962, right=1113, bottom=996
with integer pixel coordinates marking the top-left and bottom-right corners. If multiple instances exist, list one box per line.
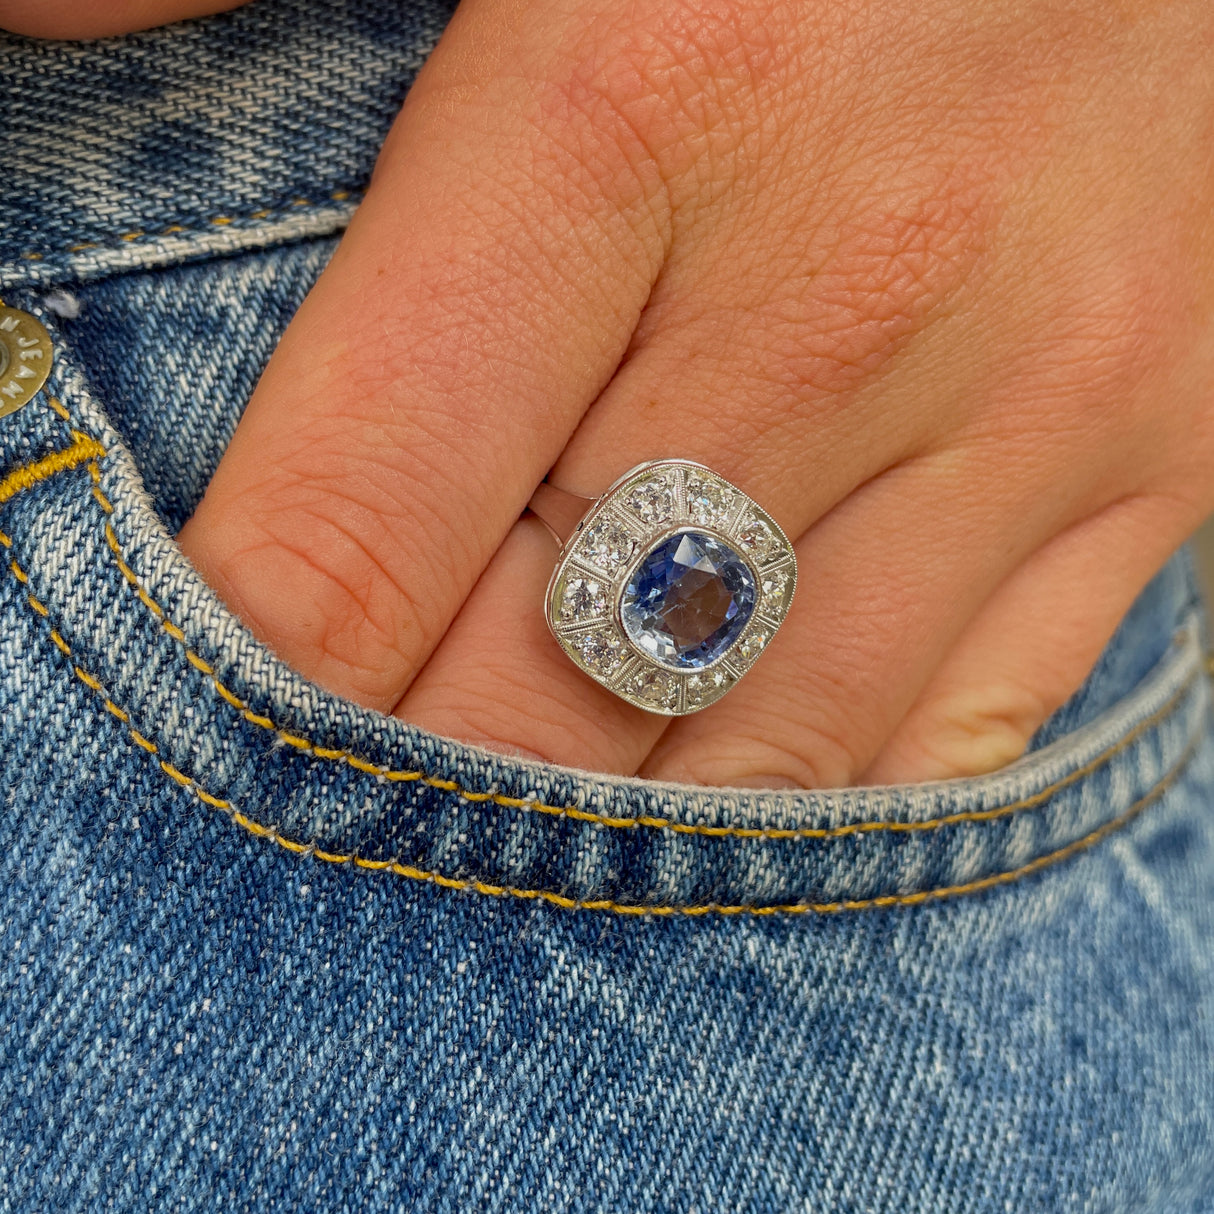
left=17, top=192, right=356, bottom=262
left=0, top=433, right=105, bottom=506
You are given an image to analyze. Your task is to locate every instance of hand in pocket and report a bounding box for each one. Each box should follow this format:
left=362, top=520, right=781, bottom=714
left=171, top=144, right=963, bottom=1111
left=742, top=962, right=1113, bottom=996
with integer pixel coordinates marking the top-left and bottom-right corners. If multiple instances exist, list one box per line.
left=11, top=0, right=1214, bottom=787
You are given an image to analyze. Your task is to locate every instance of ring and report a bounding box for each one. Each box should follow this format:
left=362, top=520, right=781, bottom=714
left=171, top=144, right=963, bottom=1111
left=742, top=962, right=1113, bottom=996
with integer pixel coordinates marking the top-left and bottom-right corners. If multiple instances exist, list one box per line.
left=528, top=459, right=797, bottom=715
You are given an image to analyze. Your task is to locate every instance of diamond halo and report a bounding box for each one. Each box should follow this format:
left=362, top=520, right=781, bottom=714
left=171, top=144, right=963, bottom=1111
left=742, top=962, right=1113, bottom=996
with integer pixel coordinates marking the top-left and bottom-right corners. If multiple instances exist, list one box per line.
left=543, top=460, right=797, bottom=716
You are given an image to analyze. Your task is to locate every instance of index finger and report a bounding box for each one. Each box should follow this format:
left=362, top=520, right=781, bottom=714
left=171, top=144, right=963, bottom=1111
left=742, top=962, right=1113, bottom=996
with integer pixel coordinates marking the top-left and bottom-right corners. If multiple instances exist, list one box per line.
left=176, top=0, right=672, bottom=710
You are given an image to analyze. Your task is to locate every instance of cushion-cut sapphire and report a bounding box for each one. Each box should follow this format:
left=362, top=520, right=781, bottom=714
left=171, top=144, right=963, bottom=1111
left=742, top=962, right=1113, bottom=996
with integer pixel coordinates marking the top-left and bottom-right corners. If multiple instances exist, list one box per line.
left=621, top=530, right=756, bottom=669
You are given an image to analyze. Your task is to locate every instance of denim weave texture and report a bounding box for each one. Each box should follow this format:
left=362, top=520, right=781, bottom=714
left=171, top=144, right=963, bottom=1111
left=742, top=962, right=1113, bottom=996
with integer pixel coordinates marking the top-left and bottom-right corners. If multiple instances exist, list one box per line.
left=0, top=2, right=1212, bottom=1211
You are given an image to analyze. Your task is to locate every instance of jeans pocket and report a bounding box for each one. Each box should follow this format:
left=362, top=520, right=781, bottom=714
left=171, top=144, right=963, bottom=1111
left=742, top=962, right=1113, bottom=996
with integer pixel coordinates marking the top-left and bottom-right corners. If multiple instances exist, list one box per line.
left=2, top=241, right=1214, bottom=1214
left=5, top=9, right=1213, bottom=1208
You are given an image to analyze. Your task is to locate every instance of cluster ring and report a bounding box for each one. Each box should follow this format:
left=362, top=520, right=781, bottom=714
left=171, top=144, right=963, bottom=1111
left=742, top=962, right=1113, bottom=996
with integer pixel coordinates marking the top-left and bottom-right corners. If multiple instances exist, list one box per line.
left=529, top=459, right=797, bottom=716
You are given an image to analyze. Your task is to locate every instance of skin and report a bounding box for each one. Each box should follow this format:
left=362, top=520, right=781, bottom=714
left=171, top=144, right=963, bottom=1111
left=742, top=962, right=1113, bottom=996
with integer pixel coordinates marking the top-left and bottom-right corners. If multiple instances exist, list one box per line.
left=6, top=0, right=1213, bottom=788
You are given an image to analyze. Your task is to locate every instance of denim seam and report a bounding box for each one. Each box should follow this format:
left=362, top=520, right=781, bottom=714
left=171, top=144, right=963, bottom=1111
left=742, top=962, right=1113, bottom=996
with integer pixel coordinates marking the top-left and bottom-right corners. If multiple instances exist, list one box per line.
left=17, top=406, right=1210, bottom=841
left=212, top=733, right=1205, bottom=914
left=11, top=192, right=360, bottom=265
left=0, top=433, right=105, bottom=506
left=0, top=435, right=1204, bottom=913
left=4, top=512, right=1207, bottom=912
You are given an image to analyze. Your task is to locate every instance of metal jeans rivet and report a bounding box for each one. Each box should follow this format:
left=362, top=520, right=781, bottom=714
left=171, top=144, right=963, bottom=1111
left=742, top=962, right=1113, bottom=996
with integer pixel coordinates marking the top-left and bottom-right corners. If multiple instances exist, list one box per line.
left=0, top=304, right=52, bottom=419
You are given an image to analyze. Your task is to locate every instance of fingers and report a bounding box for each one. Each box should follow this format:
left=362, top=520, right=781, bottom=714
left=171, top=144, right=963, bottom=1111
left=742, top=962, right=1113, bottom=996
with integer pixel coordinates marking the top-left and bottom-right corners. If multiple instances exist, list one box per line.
left=0, top=0, right=249, bottom=39
left=636, top=444, right=1094, bottom=789
left=177, top=0, right=674, bottom=712
left=859, top=495, right=1198, bottom=785
left=393, top=149, right=998, bottom=767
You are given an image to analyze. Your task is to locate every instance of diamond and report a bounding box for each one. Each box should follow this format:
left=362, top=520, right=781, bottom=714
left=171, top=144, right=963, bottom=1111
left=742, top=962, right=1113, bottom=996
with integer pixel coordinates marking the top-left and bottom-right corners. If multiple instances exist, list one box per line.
left=761, top=568, right=789, bottom=601
left=686, top=668, right=732, bottom=707
left=631, top=668, right=678, bottom=710
left=577, top=631, right=622, bottom=675
left=738, top=629, right=770, bottom=664
left=582, top=516, right=635, bottom=573
left=625, top=478, right=674, bottom=525
left=685, top=476, right=727, bottom=525
left=561, top=576, right=607, bottom=622
left=737, top=517, right=776, bottom=562
left=621, top=530, right=757, bottom=670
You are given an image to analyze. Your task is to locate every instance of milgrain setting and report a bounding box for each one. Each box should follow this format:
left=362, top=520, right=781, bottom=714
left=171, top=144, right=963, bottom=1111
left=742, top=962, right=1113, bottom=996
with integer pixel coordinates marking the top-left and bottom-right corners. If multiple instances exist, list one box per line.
left=542, top=459, right=797, bottom=715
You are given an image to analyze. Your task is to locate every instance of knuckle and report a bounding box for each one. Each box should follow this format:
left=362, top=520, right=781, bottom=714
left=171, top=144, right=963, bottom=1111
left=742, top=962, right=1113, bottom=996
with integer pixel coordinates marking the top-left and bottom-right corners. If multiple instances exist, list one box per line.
left=1033, top=254, right=1175, bottom=401
left=760, top=170, right=993, bottom=406
left=225, top=510, right=423, bottom=712
left=544, top=0, right=799, bottom=189
left=221, top=461, right=466, bottom=710
left=980, top=243, right=1182, bottom=452
left=896, top=683, right=1050, bottom=781
left=607, top=0, right=796, bottom=109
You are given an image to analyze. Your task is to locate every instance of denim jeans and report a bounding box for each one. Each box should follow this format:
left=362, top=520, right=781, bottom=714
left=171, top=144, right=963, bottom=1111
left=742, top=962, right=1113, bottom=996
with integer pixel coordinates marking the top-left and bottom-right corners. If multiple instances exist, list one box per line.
left=1, top=3, right=1212, bottom=1211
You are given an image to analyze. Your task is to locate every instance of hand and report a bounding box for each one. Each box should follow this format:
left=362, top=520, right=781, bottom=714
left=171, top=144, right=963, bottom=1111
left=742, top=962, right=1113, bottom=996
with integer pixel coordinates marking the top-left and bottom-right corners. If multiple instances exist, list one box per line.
left=10, top=0, right=1214, bottom=787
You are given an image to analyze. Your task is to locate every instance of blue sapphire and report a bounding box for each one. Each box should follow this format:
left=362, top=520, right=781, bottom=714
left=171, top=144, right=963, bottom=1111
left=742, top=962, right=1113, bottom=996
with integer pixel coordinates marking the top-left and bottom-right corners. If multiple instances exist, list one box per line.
left=621, top=530, right=756, bottom=669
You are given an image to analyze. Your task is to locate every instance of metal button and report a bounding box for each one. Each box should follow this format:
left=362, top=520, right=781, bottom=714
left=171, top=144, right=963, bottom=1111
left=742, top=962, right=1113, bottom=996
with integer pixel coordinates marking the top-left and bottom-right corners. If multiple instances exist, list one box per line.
left=0, top=305, right=52, bottom=419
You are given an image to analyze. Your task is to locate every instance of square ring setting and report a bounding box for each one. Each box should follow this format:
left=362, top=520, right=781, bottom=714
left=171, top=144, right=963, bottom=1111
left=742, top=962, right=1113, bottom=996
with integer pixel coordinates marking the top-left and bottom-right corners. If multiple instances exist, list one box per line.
left=543, top=460, right=797, bottom=715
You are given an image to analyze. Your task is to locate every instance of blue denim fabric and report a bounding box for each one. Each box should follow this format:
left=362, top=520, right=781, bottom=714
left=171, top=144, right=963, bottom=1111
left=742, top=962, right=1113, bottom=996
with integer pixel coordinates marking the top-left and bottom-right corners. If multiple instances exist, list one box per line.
left=1, top=3, right=1213, bottom=1211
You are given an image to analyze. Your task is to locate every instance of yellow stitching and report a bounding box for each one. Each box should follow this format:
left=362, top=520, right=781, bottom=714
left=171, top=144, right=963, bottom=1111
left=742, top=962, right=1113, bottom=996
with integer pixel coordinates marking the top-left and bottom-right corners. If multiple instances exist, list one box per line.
left=137, top=586, right=162, bottom=616
left=47, top=398, right=71, bottom=422
left=183, top=646, right=211, bottom=672
left=233, top=739, right=1198, bottom=913
left=159, top=761, right=193, bottom=786
left=3, top=468, right=1196, bottom=916
left=0, top=434, right=107, bottom=506
left=214, top=683, right=245, bottom=710
left=194, top=787, right=229, bottom=810
left=73, top=667, right=102, bottom=692
left=16, top=193, right=359, bottom=263
left=17, top=414, right=1203, bottom=848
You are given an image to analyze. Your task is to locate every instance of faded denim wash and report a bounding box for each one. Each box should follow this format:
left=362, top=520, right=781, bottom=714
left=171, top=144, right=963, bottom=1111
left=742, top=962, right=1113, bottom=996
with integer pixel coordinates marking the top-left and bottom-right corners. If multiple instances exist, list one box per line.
left=0, top=2, right=1212, bottom=1211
